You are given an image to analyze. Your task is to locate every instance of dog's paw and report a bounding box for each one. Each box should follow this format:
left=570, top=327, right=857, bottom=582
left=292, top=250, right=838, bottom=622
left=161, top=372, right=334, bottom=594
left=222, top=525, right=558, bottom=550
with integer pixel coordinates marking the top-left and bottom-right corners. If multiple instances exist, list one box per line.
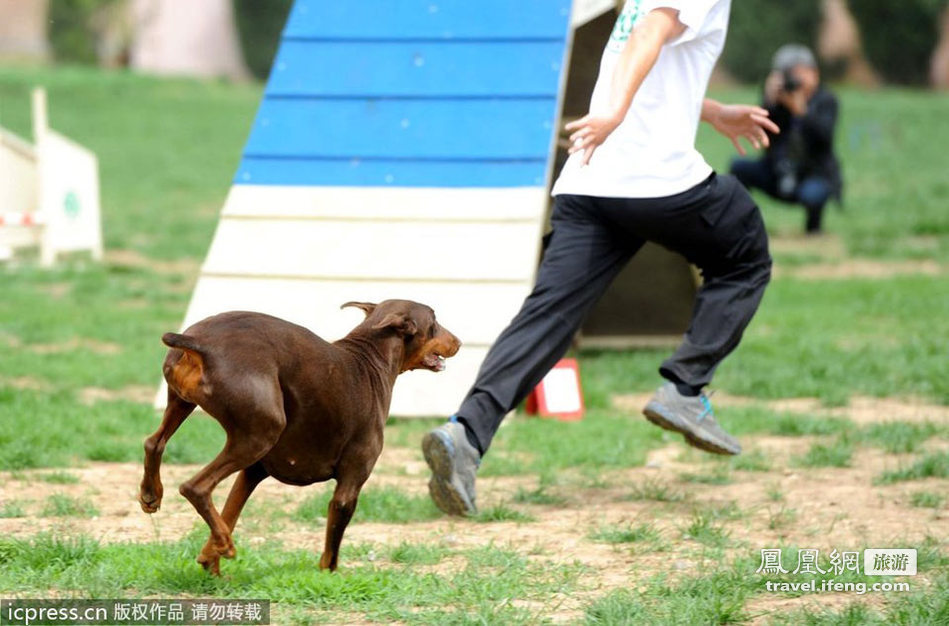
left=217, top=535, right=236, bottom=560
left=216, top=541, right=237, bottom=560
left=138, top=480, right=163, bottom=513
left=197, top=554, right=221, bottom=576
left=138, top=491, right=162, bottom=513
left=198, top=536, right=236, bottom=574
left=318, top=551, right=338, bottom=572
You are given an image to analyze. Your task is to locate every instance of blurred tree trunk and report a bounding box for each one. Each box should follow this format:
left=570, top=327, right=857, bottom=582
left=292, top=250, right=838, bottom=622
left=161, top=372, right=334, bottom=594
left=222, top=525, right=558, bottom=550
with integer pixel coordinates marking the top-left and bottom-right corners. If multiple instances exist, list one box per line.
left=931, top=4, right=949, bottom=89
left=130, top=0, right=249, bottom=80
left=0, top=0, right=50, bottom=61
left=818, top=0, right=880, bottom=86
left=90, top=0, right=134, bottom=69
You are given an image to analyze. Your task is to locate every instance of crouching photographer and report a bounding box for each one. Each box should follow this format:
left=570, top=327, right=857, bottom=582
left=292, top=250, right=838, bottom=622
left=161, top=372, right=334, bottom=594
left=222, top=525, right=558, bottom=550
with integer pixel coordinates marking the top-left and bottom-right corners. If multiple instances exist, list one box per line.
left=730, top=44, right=842, bottom=234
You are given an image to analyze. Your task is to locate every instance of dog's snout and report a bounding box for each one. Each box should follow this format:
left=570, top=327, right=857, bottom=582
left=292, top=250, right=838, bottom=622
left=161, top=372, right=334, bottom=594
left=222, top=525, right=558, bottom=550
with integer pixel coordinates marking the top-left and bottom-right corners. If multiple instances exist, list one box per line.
left=437, top=325, right=462, bottom=357
left=449, top=332, right=461, bottom=355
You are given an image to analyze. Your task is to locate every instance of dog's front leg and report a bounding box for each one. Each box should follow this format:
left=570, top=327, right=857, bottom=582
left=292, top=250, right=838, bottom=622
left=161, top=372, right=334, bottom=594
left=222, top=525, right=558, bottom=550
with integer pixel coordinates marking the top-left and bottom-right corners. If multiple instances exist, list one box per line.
left=319, top=431, right=382, bottom=572
left=319, top=478, right=366, bottom=571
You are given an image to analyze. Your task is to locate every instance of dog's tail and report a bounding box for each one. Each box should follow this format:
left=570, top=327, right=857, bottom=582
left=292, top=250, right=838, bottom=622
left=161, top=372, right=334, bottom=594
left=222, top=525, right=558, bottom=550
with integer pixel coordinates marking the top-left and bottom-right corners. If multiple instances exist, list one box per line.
left=161, top=333, right=208, bottom=405
left=162, top=332, right=205, bottom=355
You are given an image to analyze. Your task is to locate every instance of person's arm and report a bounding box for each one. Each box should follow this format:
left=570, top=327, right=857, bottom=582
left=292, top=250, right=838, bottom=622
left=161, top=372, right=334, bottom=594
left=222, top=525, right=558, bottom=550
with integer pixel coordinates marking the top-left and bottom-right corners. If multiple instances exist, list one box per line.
left=701, top=98, right=780, bottom=156
left=565, top=8, right=685, bottom=166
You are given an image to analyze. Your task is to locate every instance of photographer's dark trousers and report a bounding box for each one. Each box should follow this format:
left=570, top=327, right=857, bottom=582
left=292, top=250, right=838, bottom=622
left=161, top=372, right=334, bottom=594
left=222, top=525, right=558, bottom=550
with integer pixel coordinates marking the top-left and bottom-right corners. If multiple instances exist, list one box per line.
left=455, top=173, right=772, bottom=455
left=731, top=157, right=832, bottom=233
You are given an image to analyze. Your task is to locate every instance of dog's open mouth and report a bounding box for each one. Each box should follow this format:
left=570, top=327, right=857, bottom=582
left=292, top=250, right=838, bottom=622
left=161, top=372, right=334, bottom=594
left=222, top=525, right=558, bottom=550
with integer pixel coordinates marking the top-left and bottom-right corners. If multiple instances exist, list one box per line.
left=422, top=353, right=447, bottom=372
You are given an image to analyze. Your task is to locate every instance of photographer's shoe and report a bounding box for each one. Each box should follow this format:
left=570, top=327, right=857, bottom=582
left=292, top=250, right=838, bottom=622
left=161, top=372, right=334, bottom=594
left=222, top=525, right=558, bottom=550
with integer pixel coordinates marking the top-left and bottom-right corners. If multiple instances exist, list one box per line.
left=643, top=382, right=741, bottom=455
left=422, top=417, right=480, bottom=516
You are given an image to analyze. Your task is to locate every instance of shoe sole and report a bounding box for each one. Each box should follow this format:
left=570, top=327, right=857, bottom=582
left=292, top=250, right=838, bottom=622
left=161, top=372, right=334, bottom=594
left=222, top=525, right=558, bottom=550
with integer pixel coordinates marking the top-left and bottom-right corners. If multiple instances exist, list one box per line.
left=422, top=431, right=477, bottom=516
left=643, top=402, right=740, bottom=456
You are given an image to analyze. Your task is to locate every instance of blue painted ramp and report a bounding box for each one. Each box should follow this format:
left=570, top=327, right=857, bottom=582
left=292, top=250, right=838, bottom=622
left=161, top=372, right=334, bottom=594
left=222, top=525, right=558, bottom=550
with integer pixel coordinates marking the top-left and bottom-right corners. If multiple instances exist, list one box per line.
left=236, top=0, right=572, bottom=187
left=171, top=1, right=576, bottom=416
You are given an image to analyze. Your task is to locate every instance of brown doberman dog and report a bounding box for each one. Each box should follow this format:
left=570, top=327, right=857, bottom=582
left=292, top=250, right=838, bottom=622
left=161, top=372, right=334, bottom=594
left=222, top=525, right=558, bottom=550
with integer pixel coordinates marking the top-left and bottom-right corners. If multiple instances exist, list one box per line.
left=139, top=299, right=460, bottom=574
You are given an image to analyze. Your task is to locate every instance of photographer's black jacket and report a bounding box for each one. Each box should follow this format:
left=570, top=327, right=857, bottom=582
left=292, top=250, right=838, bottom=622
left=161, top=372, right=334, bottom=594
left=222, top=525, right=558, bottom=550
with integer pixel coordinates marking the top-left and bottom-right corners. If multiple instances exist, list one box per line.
left=763, top=86, right=842, bottom=201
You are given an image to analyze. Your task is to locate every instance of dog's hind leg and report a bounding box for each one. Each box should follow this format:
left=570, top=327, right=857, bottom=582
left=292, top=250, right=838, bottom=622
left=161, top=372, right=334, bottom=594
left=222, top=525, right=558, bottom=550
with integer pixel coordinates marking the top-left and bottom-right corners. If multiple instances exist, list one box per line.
left=179, top=406, right=284, bottom=575
left=197, top=461, right=269, bottom=575
left=140, top=389, right=195, bottom=513
left=220, top=462, right=269, bottom=531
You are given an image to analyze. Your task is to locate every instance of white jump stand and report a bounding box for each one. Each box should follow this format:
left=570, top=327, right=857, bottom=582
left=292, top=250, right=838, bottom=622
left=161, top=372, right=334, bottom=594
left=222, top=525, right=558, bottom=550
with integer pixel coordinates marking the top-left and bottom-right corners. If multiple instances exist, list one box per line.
left=0, top=88, right=103, bottom=266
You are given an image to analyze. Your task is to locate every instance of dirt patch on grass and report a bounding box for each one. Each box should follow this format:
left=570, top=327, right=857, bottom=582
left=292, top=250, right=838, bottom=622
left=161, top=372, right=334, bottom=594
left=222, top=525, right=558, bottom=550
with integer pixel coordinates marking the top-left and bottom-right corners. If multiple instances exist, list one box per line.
left=612, top=392, right=949, bottom=424
left=744, top=593, right=887, bottom=625
left=0, top=332, right=122, bottom=355
left=824, top=396, right=949, bottom=424
left=1, top=408, right=945, bottom=621
left=105, top=249, right=200, bottom=277
left=0, top=332, right=22, bottom=349
left=0, top=375, right=51, bottom=391
left=36, top=283, right=73, bottom=299
left=776, top=259, right=943, bottom=280
left=26, top=337, right=123, bottom=355
left=769, top=234, right=847, bottom=259
left=767, top=234, right=945, bottom=280
left=3, top=445, right=945, bottom=549
left=78, top=385, right=157, bottom=406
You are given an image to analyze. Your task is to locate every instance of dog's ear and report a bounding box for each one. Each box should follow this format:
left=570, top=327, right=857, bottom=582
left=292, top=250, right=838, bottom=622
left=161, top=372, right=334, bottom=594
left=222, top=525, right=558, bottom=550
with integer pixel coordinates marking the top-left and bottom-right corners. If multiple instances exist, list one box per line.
left=372, top=313, right=418, bottom=337
left=341, top=301, right=377, bottom=317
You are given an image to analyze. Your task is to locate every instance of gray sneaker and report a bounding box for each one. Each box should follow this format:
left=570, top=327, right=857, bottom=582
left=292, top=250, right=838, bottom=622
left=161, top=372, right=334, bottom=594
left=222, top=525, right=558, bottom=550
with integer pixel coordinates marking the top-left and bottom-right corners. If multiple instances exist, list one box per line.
left=642, top=382, right=741, bottom=455
left=422, top=418, right=480, bottom=516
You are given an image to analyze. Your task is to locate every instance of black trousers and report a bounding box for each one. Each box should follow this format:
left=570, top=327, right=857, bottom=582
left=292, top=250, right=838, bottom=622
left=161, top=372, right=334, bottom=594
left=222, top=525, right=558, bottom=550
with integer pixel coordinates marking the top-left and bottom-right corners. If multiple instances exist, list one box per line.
left=456, top=173, right=772, bottom=454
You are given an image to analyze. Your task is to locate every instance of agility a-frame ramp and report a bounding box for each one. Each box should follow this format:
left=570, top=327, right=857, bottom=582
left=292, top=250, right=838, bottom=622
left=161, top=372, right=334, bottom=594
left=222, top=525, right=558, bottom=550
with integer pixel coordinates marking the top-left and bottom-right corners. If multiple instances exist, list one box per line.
left=168, top=1, right=575, bottom=415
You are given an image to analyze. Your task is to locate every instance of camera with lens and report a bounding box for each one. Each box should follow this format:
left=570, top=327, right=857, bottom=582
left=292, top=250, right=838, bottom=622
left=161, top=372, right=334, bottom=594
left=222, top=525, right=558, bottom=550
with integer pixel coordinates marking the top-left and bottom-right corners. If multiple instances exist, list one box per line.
left=782, top=68, right=801, bottom=93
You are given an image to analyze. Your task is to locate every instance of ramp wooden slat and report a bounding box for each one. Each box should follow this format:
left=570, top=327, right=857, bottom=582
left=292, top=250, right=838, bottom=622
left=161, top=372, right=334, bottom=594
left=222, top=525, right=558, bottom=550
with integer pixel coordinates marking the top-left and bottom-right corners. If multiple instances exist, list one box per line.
left=270, top=41, right=565, bottom=97
left=201, top=218, right=541, bottom=282
left=221, top=185, right=549, bottom=221
left=284, top=0, right=572, bottom=40
left=236, top=158, right=549, bottom=187
left=245, top=99, right=556, bottom=159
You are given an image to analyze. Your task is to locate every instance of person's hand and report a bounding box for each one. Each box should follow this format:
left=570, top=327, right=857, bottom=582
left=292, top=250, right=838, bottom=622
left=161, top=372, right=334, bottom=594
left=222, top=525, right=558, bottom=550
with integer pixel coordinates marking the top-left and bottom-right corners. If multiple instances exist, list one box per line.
left=708, top=104, right=780, bottom=155
left=778, top=88, right=808, bottom=117
left=564, top=112, right=623, bottom=166
left=764, top=70, right=784, bottom=104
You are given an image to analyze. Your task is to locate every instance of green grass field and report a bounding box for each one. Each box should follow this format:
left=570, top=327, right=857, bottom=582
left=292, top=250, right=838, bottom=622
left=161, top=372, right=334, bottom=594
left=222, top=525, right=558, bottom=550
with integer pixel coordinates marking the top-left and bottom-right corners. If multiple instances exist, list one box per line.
left=1, top=66, right=947, bottom=624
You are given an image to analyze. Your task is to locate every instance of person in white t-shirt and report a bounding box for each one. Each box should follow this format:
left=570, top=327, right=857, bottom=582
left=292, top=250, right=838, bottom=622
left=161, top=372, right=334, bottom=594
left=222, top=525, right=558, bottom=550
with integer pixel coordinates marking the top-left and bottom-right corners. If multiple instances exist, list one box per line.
left=423, top=0, right=777, bottom=516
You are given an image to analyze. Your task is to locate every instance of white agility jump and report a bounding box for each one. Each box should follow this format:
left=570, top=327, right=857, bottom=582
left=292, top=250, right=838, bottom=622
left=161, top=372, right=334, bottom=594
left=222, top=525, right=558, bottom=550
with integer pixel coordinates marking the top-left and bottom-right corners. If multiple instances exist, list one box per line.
left=0, top=88, right=103, bottom=266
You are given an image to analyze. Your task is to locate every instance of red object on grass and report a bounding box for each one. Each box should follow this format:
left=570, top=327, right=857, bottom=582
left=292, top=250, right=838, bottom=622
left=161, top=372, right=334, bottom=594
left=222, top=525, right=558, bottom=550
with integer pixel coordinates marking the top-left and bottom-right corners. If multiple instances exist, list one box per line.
left=525, top=358, right=584, bottom=421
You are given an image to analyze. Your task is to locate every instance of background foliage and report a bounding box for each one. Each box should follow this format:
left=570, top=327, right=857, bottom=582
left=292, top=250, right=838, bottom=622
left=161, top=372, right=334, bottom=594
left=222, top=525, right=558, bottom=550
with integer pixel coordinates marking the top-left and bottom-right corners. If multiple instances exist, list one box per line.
left=849, top=0, right=946, bottom=85
left=232, top=0, right=293, bottom=80
left=45, top=0, right=295, bottom=81
left=41, top=1, right=949, bottom=87
left=720, top=0, right=822, bottom=84
left=48, top=0, right=112, bottom=65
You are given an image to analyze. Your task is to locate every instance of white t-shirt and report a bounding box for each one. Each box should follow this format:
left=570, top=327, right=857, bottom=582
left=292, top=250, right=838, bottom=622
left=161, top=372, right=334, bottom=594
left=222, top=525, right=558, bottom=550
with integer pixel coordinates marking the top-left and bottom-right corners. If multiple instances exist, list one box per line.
left=551, top=0, right=731, bottom=199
